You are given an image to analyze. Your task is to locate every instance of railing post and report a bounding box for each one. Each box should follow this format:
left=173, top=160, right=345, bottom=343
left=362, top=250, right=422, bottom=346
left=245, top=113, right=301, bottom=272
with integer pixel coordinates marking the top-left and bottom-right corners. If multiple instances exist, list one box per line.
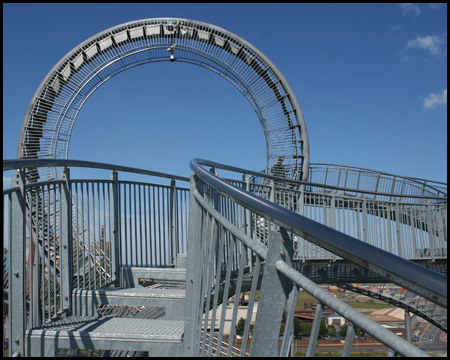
left=170, top=179, right=177, bottom=264
left=59, top=167, right=73, bottom=312
left=306, top=301, right=323, bottom=357
left=405, top=310, right=411, bottom=343
left=9, top=169, right=26, bottom=356
left=270, top=179, right=275, bottom=203
left=395, top=200, right=403, bottom=257
left=361, top=196, right=368, bottom=244
left=109, top=171, right=120, bottom=285
left=425, top=200, right=436, bottom=261
left=341, top=321, right=355, bottom=357
left=250, top=228, right=295, bottom=357
left=297, top=184, right=306, bottom=261
left=184, top=175, right=202, bottom=356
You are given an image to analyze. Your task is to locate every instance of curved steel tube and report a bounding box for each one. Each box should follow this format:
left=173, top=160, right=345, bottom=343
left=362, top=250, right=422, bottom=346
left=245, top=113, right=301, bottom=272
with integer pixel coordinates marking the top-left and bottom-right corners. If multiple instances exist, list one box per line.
left=17, top=18, right=309, bottom=181
left=3, top=159, right=190, bottom=182
left=190, top=158, right=447, bottom=308
left=194, top=158, right=446, bottom=200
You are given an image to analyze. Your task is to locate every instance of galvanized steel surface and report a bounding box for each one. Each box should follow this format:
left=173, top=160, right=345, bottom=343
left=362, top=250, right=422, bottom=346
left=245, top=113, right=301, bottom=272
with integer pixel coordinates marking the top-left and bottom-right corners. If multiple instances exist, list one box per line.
left=17, top=18, right=309, bottom=182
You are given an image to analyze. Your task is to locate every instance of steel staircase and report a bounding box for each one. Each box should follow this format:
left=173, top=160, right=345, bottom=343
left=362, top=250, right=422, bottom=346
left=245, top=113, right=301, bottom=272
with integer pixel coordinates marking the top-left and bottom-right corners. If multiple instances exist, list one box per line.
left=24, top=265, right=187, bottom=356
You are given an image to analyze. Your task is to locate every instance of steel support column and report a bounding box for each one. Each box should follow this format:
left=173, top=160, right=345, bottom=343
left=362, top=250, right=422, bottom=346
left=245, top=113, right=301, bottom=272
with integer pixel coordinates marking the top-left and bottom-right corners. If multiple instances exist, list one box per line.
left=109, top=171, right=120, bottom=286
left=306, top=301, right=323, bottom=357
left=9, top=169, right=26, bottom=356
left=405, top=310, right=411, bottom=343
left=59, top=167, right=73, bottom=312
left=184, top=175, right=202, bottom=356
left=250, top=228, right=295, bottom=357
left=170, top=179, right=177, bottom=265
left=341, top=321, right=355, bottom=357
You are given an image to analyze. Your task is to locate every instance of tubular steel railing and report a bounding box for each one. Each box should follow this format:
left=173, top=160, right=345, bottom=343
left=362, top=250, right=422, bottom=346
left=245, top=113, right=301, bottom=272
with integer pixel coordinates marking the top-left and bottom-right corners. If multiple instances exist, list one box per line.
left=3, top=158, right=447, bottom=357
left=224, top=163, right=447, bottom=262
left=308, top=163, right=447, bottom=201
left=185, top=159, right=446, bottom=357
left=3, top=159, right=190, bottom=357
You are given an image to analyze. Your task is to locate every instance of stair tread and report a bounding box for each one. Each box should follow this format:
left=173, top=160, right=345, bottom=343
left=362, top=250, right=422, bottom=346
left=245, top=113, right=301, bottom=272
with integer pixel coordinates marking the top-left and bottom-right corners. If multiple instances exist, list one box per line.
left=26, top=316, right=184, bottom=341
left=76, top=287, right=185, bottom=298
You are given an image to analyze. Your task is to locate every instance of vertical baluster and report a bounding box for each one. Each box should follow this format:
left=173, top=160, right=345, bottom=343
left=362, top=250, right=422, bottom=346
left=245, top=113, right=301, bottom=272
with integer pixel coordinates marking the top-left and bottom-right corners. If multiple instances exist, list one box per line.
left=341, top=321, right=355, bottom=357
left=306, top=301, right=323, bottom=357
left=59, top=168, right=72, bottom=312
left=109, top=172, right=119, bottom=285
left=170, top=179, right=177, bottom=265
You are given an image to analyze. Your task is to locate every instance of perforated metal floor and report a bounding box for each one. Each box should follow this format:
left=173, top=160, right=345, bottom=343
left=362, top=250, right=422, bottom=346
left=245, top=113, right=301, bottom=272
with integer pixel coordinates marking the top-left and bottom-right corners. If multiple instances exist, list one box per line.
left=29, top=316, right=184, bottom=340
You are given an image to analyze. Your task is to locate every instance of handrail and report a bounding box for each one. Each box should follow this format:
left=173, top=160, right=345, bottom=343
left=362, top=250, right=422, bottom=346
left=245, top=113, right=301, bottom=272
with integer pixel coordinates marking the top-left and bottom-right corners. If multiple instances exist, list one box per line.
left=308, top=163, right=447, bottom=198
left=193, top=159, right=446, bottom=200
left=309, top=163, right=447, bottom=186
left=3, top=159, right=191, bottom=182
left=190, top=158, right=447, bottom=308
left=309, top=163, right=447, bottom=185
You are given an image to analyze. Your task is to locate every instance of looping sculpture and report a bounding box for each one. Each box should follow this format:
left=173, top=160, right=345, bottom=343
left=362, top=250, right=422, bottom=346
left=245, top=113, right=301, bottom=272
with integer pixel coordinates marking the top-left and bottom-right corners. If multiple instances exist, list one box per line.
left=18, top=18, right=309, bottom=181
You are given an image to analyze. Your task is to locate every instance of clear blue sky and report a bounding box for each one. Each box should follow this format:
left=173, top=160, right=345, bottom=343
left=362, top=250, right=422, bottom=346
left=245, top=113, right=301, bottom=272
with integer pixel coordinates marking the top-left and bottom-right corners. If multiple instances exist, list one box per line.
left=3, top=3, right=447, bottom=185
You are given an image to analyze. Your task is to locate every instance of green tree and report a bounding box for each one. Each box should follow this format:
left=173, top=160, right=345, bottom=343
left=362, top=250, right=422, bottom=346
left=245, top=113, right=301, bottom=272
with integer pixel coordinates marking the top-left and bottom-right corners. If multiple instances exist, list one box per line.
left=339, top=323, right=348, bottom=338
left=235, top=317, right=254, bottom=337
left=235, top=317, right=246, bottom=336
left=319, top=320, right=328, bottom=338
left=327, top=324, right=336, bottom=337
left=293, top=316, right=302, bottom=337
left=300, top=323, right=311, bottom=337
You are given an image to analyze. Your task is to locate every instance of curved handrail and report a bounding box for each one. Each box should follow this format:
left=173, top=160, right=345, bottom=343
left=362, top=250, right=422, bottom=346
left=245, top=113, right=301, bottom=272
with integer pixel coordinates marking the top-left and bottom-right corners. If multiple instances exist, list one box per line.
left=308, top=163, right=447, bottom=198
left=196, top=158, right=446, bottom=201
left=3, top=159, right=190, bottom=183
left=190, top=158, right=447, bottom=309
left=309, top=163, right=447, bottom=187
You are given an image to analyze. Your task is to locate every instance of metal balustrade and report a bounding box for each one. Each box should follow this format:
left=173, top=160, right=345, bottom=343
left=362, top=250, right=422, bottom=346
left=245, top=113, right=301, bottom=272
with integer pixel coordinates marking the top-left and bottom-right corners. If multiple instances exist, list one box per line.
left=307, top=164, right=447, bottom=201
left=3, top=159, right=447, bottom=357
left=3, top=159, right=190, bottom=357
left=185, top=159, right=446, bottom=357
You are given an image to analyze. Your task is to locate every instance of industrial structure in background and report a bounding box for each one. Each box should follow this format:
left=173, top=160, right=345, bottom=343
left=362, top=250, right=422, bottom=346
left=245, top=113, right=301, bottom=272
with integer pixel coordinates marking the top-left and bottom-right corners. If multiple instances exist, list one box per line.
left=3, top=18, right=446, bottom=357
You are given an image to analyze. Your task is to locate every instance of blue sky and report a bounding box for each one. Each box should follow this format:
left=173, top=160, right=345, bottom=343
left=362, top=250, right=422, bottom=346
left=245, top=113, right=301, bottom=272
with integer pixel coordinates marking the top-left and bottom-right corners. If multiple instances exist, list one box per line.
left=3, top=3, right=447, bottom=185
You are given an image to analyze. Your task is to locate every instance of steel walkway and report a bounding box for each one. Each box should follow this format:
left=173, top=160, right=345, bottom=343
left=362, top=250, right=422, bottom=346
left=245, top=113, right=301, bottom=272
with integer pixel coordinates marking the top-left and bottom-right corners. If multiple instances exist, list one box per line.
left=3, top=158, right=446, bottom=357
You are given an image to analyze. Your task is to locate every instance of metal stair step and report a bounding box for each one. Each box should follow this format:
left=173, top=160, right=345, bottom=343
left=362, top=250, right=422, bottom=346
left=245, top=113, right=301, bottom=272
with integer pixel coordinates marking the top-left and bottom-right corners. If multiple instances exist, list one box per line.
left=121, top=266, right=186, bottom=288
left=25, top=316, right=184, bottom=356
left=73, top=287, right=186, bottom=320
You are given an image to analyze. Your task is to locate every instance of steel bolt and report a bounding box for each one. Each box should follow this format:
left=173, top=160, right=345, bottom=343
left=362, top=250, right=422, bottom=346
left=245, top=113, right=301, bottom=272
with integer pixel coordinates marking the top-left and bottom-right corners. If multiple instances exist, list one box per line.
left=280, top=251, right=286, bottom=256
left=15, top=337, right=20, bottom=344
left=14, top=271, right=19, bottom=277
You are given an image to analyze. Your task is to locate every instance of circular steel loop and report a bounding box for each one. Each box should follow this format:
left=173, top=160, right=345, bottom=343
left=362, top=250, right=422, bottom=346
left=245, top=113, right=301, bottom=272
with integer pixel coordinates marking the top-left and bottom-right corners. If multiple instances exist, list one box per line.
left=18, top=18, right=309, bottom=182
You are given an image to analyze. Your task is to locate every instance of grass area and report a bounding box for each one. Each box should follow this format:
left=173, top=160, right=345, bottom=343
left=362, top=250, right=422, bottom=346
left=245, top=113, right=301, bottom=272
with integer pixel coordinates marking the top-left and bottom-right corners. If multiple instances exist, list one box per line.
left=296, top=290, right=392, bottom=311
left=344, top=300, right=393, bottom=309
left=296, top=291, right=317, bottom=310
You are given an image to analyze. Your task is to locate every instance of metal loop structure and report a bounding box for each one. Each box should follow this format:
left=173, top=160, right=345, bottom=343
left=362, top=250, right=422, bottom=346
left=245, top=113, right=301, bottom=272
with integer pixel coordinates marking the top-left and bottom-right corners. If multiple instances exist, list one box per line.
left=4, top=17, right=447, bottom=357
left=18, top=18, right=309, bottom=182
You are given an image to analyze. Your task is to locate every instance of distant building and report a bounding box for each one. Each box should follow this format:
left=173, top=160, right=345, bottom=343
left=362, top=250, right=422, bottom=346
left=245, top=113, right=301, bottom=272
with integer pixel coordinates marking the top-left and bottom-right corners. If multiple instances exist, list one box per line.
left=326, top=315, right=346, bottom=329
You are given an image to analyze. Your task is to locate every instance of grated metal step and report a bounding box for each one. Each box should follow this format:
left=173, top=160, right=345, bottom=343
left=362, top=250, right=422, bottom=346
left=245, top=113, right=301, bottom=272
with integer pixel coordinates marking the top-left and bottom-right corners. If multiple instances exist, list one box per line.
left=73, top=287, right=185, bottom=320
left=25, top=316, right=184, bottom=357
